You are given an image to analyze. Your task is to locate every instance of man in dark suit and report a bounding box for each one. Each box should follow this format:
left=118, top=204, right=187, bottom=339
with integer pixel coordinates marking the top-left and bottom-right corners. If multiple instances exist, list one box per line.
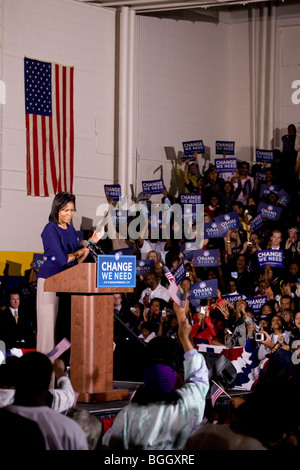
left=0, top=290, right=36, bottom=350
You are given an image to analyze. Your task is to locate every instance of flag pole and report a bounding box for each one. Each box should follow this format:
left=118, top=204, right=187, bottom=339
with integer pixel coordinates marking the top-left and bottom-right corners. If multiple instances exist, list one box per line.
left=211, top=380, right=231, bottom=399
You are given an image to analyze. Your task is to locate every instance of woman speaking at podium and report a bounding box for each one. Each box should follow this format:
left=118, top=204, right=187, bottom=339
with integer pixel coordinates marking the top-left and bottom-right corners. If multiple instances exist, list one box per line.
left=36, top=192, right=102, bottom=355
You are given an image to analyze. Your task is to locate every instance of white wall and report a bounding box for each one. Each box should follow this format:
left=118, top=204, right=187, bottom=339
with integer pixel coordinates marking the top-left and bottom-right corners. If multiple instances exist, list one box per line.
left=0, top=0, right=116, bottom=252
left=136, top=15, right=230, bottom=199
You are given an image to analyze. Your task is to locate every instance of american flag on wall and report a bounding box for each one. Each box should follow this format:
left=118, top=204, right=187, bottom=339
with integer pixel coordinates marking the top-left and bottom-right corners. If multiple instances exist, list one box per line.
left=24, top=57, right=74, bottom=196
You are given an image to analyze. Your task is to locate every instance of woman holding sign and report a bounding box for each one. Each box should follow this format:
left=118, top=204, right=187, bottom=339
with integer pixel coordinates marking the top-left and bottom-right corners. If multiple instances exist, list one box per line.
left=36, top=192, right=103, bottom=355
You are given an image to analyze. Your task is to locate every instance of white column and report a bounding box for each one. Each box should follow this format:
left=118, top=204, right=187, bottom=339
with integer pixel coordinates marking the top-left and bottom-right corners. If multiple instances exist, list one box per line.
left=118, top=6, right=129, bottom=196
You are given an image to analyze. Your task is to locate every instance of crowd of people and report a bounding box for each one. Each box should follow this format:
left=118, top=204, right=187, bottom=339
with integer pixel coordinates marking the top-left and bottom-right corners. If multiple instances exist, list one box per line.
left=0, top=125, right=300, bottom=450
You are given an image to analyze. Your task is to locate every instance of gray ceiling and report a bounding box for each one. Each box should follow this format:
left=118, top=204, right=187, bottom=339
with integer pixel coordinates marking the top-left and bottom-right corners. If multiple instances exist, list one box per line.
left=74, top=0, right=284, bottom=22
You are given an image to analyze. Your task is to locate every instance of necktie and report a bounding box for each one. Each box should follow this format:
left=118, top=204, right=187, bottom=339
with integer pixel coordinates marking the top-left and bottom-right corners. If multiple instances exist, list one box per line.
left=14, top=310, right=18, bottom=324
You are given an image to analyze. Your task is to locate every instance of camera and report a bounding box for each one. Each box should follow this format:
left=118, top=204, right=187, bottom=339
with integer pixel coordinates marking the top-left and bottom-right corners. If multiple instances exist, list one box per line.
left=130, top=307, right=137, bottom=314
left=255, top=332, right=264, bottom=342
left=161, top=309, right=166, bottom=317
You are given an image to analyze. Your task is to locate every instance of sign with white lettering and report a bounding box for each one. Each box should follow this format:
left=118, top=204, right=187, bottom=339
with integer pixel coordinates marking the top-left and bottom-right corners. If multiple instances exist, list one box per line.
left=104, top=184, right=121, bottom=201
left=189, top=279, right=218, bottom=299
left=97, top=254, right=136, bottom=288
left=214, top=157, right=237, bottom=173
left=142, top=179, right=165, bottom=194
left=182, top=140, right=204, bottom=155
left=192, top=249, right=220, bottom=267
left=256, top=149, right=274, bottom=164
left=257, top=249, right=285, bottom=269
left=215, top=141, right=235, bottom=155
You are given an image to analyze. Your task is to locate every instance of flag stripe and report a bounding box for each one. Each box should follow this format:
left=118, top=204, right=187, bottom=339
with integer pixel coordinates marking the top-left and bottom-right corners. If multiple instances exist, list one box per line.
left=25, top=57, right=74, bottom=197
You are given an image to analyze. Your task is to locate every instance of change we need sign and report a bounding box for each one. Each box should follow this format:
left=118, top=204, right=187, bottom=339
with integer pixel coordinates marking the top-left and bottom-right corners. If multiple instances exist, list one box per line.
left=97, top=253, right=136, bottom=288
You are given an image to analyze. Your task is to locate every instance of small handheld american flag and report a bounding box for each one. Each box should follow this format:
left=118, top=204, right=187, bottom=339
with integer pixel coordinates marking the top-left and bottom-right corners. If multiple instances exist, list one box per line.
left=47, top=337, right=71, bottom=363
left=163, top=265, right=176, bottom=284
left=168, top=280, right=186, bottom=308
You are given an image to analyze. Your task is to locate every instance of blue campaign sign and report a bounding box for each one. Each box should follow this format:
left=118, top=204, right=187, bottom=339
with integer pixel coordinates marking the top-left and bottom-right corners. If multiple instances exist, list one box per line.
left=136, top=259, right=155, bottom=277
left=256, top=149, right=274, bottom=164
left=214, top=157, right=237, bottom=173
left=249, top=211, right=265, bottom=233
left=32, top=253, right=45, bottom=270
left=192, top=249, right=220, bottom=267
left=109, top=248, right=133, bottom=256
left=174, top=262, right=186, bottom=285
left=179, top=193, right=203, bottom=205
left=142, top=179, right=165, bottom=194
left=182, top=140, right=204, bottom=155
left=104, top=184, right=121, bottom=201
left=257, top=249, right=285, bottom=269
left=189, top=279, right=218, bottom=299
left=257, top=202, right=282, bottom=222
left=222, top=293, right=245, bottom=305
left=97, top=254, right=136, bottom=288
left=277, top=189, right=291, bottom=207
left=215, top=141, right=235, bottom=155
left=246, top=296, right=268, bottom=314
left=259, top=184, right=280, bottom=200
left=205, top=211, right=241, bottom=238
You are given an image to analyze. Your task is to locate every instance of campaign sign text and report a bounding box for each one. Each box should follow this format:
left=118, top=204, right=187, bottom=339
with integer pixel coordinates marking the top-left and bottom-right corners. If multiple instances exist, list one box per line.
left=259, top=184, right=280, bottom=200
left=246, top=296, right=267, bottom=314
left=182, top=140, right=204, bottom=155
left=256, top=149, right=274, bottom=164
left=277, top=189, right=291, bottom=207
left=192, top=249, right=220, bottom=267
left=257, top=250, right=285, bottom=269
left=257, top=202, right=282, bottom=222
left=222, top=293, right=245, bottom=305
left=97, top=254, right=136, bottom=288
left=189, top=279, right=218, bottom=299
left=179, top=193, right=203, bottom=205
left=249, top=212, right=265, bottom=233
left=136, top=259, right=155, bottom=277
left=214, top=157, right=237, bottom=173
left=215, top=141, right=235, bottom=155
left=104, top=184, right=121, bottom=201
left=142, top=179, right=165, bottom=194
left=173, top=261, right=187, bottom=285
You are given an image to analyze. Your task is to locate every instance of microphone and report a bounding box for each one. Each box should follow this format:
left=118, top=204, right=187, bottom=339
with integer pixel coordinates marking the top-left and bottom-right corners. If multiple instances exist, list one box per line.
left=82, top=240, right=104, bottom=261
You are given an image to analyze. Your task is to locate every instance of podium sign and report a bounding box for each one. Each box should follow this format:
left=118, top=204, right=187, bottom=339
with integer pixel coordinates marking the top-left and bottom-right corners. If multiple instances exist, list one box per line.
left=97, top=254, right=136, bottom=288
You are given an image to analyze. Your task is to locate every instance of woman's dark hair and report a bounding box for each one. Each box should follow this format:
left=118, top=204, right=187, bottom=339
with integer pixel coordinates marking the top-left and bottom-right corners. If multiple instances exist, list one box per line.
left=48, top=192, right=76, bottom=224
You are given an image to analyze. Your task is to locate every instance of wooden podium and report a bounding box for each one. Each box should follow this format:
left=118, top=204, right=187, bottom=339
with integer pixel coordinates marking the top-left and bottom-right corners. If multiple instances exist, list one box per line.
left=44, top=263, right=134, bottom=403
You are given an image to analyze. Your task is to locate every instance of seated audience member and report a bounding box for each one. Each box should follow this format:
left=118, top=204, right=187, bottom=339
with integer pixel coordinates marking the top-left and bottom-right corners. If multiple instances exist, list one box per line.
left=183, top=378, right=299, bottom=450
left=102, top=302, right=209, bottom=450
left=0, top=356, right=76, bottom=414
left=5, top=352, right=88, bottom=450
left=67, top=407, right=103, bottom=450
left=0, top=289, right=36, bottom=349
